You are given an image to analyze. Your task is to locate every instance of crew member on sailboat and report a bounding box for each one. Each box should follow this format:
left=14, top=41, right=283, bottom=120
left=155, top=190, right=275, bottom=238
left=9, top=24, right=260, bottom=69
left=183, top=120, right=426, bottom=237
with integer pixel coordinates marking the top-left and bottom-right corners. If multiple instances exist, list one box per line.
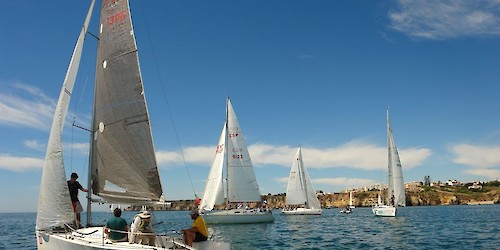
left=67, top=172, right=88, bottom=227
left=181, top=209, right=209, bottom=246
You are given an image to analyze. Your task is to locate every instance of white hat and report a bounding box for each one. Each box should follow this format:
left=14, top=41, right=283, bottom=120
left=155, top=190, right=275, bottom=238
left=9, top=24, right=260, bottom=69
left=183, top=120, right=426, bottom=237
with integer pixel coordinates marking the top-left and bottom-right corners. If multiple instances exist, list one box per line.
left=139, top=210, right=151, bottom=219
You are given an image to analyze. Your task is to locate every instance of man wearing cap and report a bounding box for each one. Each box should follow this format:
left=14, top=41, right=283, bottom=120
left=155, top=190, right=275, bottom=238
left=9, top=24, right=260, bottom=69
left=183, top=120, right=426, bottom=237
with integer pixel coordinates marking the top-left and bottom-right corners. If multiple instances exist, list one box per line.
left=181, top=209, right=208, bottom=246
left=130, top=210, right=155, bottom=245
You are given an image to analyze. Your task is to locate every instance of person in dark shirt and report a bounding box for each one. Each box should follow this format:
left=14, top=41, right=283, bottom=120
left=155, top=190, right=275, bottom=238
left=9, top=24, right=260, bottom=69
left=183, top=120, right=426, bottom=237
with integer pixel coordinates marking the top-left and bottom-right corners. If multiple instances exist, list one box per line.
left=67, top=172, right=88, bottom=227
left=105, top=208, right=129, bottom=242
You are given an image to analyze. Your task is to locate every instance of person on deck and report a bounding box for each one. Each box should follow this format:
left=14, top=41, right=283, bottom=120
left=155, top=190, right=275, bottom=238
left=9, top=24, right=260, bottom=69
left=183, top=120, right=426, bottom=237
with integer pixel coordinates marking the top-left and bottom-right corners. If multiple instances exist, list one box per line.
left=67, top=172, right=88, bottom=228
left=105, top=208, right=129, bottom=242
left=181, top=209, right=208, bottom=246
left=130, top=210, right=155, bottom=245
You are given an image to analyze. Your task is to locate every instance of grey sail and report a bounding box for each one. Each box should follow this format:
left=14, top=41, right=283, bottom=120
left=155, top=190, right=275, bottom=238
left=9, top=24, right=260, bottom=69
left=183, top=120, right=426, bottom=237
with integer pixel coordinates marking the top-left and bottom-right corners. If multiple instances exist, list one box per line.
left=90, top=0, right=163, bottom=204
left=387, top=110, right=405, bottom=207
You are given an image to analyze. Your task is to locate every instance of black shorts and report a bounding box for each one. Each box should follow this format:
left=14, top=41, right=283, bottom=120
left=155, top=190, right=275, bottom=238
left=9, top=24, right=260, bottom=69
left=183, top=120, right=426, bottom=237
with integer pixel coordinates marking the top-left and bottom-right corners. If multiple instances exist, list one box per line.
left=193, top=232, right=207, bottom=242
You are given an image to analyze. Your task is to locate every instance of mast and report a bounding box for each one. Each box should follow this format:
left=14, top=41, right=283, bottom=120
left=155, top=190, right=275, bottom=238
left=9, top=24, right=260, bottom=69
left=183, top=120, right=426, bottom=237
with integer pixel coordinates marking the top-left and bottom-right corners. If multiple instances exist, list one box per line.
left=224, top=97, right=230, bottom=208
left=297, top=149, right=308, bottom=207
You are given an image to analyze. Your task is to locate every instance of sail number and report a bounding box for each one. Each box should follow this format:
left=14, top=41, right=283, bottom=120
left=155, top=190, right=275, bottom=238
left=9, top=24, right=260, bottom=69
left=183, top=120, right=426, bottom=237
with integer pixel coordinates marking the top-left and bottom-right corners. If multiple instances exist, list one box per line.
left=232, top=154, right=243, bottom=159
left=106, top=10, right=126, bottom=26
left=215, top=144, right=224, bottom=154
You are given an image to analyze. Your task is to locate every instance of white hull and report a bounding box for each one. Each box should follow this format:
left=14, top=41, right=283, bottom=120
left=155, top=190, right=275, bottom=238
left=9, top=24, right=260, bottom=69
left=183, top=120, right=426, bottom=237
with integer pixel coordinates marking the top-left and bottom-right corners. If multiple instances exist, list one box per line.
left=202, top=209, right=274, bottom=224
left=340, top=209, right=352, bottom=214
left=36, top=227, right=229, bottom=250
left=372, top=205, right=396, bottom=217
left=281, top=208, right=322, bottom=215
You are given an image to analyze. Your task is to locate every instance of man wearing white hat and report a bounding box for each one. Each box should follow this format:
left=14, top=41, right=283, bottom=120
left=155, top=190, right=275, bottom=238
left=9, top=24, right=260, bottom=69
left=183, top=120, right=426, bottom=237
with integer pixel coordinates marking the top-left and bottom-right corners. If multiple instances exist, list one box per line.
left=130, top=210, right=155, bottom=245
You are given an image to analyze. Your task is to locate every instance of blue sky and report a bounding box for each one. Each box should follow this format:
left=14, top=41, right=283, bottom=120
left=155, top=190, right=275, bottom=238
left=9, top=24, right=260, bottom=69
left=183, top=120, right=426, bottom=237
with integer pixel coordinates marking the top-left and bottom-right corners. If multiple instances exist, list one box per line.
left=1, top=0, right=499, bottom=212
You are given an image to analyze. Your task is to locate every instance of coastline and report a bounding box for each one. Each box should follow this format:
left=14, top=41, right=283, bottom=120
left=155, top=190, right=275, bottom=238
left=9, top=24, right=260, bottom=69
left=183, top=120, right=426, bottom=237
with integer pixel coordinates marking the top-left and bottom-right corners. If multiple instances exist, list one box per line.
left=131, top=185, right=500, bottom=211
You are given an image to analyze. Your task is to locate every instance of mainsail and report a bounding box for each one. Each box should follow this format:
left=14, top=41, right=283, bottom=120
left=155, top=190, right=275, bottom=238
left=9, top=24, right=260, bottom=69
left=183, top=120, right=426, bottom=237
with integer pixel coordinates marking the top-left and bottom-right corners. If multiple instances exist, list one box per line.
left=285, top=147, right=320, bottom=209
left=387, top=110, right=405, bottom=207
left=226, top=98, right=262, bottom=202
left=90, top=0, right=163, bottom=204
left=36, top=0, right=96, bottom=231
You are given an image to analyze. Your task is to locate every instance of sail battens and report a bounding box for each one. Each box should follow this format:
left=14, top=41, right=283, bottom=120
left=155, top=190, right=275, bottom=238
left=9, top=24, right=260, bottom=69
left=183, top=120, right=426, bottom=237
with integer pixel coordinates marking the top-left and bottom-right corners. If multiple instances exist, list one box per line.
left=90, top=0, right=163, bottom=204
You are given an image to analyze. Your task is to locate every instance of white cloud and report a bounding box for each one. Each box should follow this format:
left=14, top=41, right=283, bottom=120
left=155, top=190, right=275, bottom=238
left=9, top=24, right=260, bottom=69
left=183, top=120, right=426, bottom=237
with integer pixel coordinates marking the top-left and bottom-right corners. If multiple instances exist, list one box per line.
left=314, top=177, right=379, bottom=189
left=297, top=54, right=314, bottom=59
left=156, top=146, right=215, bottom=168
left=0, top=82, right=55, bottom=129
left=24, top=140, right=45, bottom=151
left=450, top=144, right=500, bottom=168
left=388, top=0, right=500, bottom=39
left=0, top=155, right=43, bottom=172
left=0, top=82, right=89, bottom=131
left=155, top=141, right=432, bottom=171
left=63, top=142, right=89, bottom=155
left=463, top=168, right=500, bottom=180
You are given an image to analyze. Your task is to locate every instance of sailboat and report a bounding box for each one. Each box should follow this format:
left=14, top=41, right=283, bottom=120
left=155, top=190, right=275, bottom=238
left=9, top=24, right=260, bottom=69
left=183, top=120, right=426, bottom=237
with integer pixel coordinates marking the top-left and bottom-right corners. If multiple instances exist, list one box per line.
left=199, top=98, right=275, bottom=224
left=340, top=191, right=354, bottom=214
left=348, top=190, right=355, bottom=209
left=35, top=1, right=230, bottom=249
left=372, top=109, right=406, bottom=217
left=281, top=147, right=322, bottom=215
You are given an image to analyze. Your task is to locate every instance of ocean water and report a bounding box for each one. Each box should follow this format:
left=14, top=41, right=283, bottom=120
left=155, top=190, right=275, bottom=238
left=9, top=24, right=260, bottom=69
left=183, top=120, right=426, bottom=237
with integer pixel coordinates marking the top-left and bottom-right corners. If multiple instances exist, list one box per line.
left=2, top=205, right=499, bottom=249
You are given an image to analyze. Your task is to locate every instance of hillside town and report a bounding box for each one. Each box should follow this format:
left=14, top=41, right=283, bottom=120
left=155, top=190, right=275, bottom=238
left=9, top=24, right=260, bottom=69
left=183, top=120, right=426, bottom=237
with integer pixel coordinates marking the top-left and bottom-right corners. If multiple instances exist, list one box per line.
left=130, top=179, right=499, bottom=212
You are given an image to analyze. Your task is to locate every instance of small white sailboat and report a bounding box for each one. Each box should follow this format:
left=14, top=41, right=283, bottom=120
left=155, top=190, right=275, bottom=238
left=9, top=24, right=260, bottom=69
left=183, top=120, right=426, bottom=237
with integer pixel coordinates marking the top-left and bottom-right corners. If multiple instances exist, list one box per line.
left=340, top=191, right=354, bottom=214
left=35, top=1, right=229, bottom=249
left=348, top=190, right=355, bottom=209
left=372, top=109, right=406, bottom=217
left=281, top=147, right=322, bottom=215
left=199, top=98, right=275, bottom=224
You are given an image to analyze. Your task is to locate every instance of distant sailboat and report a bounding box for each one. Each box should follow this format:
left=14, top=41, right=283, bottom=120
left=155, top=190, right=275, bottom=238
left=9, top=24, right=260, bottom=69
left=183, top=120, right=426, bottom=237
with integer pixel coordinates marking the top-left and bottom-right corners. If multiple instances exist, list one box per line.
left=199, top=98, right=275, bottom=224
left=372, top=109, right=406, bottom=217
left=349, top=191, right=355, bottom=209
left=340, top=190, right=355, bottom=214
left=281, top=147, right=322, bottom=215
left=35, top=1, right=229, bottom=249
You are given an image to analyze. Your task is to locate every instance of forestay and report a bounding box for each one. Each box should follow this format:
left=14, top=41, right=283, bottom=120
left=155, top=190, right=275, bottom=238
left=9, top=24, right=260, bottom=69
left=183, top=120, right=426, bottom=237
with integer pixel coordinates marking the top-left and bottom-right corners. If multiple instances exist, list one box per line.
left=36, top=0, right=96, bottom=231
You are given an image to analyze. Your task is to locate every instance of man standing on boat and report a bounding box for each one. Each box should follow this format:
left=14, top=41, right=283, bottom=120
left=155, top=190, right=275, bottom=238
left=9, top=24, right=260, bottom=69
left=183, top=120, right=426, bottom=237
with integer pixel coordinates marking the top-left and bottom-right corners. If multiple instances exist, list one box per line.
left=67, top=172, right=88, bottom=228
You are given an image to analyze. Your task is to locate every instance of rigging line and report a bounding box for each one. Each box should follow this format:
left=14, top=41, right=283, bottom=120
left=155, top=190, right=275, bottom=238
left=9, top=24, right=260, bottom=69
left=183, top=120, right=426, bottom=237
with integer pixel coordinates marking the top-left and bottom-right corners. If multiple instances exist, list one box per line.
left=136, top=2, right=197, bottom=197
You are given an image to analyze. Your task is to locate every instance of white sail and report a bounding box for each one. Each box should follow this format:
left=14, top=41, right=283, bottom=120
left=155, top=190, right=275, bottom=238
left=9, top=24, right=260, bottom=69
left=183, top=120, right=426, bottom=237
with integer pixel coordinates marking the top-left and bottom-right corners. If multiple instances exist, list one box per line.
left=36, top=0, right=96, bottom=231
left=387, top=110, right=405, bottom=207
left=200, top=124, right=226, bottom=211
left=226, top=99, right=262, bottom=202
left=201, top=98, right=274, bottom=224
left=373, top=110, right=405, bottom=217
left=349, top=191, right=355, bottom=208
left=285, top=148, right=320, bottom=209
